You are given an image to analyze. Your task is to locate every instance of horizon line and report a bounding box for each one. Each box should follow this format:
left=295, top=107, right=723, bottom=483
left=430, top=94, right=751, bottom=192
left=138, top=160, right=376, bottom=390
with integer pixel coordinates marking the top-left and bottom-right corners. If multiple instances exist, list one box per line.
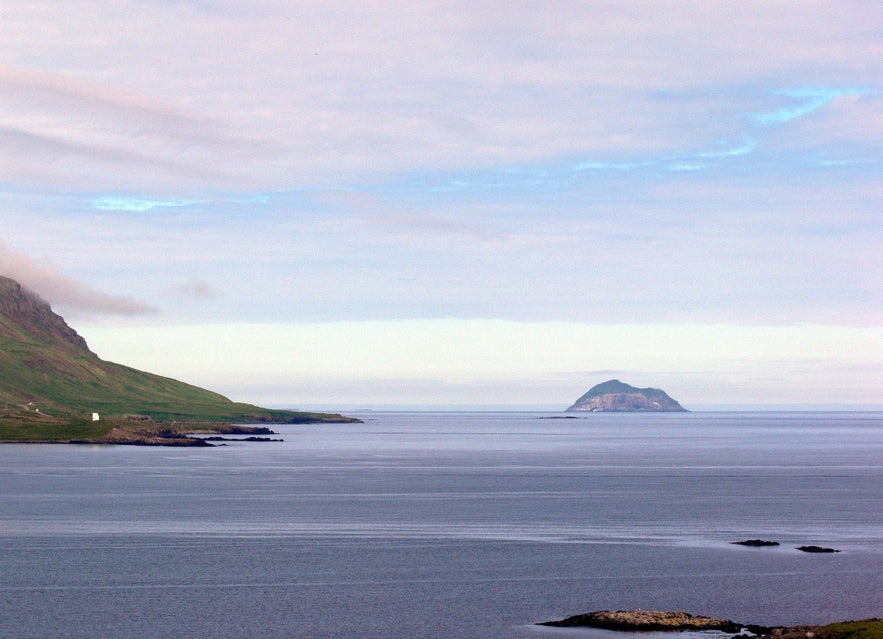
left=273, top=403, right=883, bottom=413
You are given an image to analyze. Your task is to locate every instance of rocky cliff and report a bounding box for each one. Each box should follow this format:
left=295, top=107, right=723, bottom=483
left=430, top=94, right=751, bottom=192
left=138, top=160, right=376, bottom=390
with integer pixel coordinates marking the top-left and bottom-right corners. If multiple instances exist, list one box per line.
left=566, top=379, right=687, bottom=412
left=0, top=276, right=89, bottom=351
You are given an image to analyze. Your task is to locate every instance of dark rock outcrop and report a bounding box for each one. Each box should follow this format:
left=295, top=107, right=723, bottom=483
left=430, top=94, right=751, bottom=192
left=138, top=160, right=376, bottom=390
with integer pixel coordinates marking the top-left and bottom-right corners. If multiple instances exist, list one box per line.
left=202, top=436, right=283, bottom=442
left=733, top=539, right=780, bottom=547
left=566, top=380, right=687, bottom=412
left=101, top=426, right=216, bottom=446
left=797, top=545, right=840, bottom=553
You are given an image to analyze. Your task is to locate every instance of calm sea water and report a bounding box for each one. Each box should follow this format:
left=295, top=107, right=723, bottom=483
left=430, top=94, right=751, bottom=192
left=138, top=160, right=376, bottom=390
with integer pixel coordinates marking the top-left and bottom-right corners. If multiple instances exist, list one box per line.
left=1, top=411, right=881, bottom=639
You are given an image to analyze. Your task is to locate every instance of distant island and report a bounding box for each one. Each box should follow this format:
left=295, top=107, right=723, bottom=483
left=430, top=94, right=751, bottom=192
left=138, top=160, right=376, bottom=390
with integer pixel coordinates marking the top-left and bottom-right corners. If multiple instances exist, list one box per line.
left=566, top=379, right=687, bottom=412
left=0, top=275, right=359, bottom=445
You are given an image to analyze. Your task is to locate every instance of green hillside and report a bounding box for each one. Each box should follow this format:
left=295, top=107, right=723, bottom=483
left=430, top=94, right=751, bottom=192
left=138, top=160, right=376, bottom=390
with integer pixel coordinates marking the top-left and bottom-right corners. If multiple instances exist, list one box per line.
left=0, top=275, right=354, bottom=428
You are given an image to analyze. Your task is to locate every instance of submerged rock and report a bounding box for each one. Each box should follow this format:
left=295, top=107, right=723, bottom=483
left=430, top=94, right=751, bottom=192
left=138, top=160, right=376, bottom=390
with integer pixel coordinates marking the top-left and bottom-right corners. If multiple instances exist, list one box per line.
left=733, top=539, right=780, bottom=547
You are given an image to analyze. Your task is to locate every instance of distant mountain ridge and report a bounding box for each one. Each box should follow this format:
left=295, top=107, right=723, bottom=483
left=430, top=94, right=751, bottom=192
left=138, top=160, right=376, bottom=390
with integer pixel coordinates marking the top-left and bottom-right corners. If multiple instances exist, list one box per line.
left=0, top=275, right=353, bottom=425
left=566, top=379, right=687, bottom=412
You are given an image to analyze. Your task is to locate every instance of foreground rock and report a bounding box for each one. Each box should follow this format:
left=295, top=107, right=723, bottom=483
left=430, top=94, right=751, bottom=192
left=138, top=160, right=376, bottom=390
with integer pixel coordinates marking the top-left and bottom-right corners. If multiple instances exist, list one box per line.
left=566, top=380, right=688, bottom=412
left=539, top=611, right=883, bottom=639
left=539, top=610, right=742, bottom=632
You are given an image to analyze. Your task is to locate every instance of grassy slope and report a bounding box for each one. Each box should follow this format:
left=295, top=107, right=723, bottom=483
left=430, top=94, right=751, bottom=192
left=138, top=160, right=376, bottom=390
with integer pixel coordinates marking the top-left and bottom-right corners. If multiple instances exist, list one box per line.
left=820, top=620, right=883, bottom=639
left=0, top=313, right=351, bottom=427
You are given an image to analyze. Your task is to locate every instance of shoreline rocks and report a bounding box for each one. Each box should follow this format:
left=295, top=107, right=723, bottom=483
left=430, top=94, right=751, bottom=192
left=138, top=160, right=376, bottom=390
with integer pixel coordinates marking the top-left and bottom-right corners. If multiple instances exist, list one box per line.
left=202, top=436, right=284, bottom=442
left=97, top=423, right=283, bottom=446
left=539, top=610, right=744, bottom=632
left=538, top=611, right=883, bottom=639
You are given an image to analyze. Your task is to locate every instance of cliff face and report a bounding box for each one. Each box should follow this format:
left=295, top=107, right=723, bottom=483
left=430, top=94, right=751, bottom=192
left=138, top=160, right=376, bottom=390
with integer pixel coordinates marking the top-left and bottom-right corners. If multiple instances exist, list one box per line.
left=566, top=379, right=687, bottom=412
left=0, top=276, right=90, bottom=351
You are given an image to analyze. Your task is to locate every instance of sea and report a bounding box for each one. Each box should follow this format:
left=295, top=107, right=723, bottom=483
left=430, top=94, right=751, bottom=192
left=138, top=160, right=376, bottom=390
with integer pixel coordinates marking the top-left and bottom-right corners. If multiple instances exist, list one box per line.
left=1, top=411, right=881, bottom=639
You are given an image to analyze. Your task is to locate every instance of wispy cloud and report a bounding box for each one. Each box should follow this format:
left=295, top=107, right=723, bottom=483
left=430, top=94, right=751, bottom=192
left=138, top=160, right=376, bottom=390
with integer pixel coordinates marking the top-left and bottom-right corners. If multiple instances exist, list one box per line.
left=0, top=65, right=264, bottom=190
left=0, top=240, right=157, bottom=316
left=753, top=87, right=871, bottom=126
left=3, top=3, right=879, bottom=191
left=688, top=139, right=758, bottom=159
left=171, top=278, right=219, bottom=300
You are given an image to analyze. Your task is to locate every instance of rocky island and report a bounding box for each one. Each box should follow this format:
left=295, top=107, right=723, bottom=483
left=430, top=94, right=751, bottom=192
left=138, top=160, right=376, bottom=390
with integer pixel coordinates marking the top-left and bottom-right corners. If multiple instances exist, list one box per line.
left=540, top=610, right=744, bottom=632
left=566, top=379, right=688, bottom=412
left=0, top=274, right=359, bottom=445
left=539, top=610, right=883, bottom=639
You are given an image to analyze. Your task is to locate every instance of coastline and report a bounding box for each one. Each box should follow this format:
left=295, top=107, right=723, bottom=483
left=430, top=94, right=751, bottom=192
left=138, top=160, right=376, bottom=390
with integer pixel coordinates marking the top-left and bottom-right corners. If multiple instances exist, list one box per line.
left=538, top=611, right=883, bottom=639
left=0, top=420, right=280, bottom=446
left=0, top=414, right=359, bottom=446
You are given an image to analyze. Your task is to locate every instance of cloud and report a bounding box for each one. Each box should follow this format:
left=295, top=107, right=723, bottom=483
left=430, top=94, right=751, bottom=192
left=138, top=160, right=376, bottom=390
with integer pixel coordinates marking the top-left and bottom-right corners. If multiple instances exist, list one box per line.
left=3, top=2, right=879, bottom=191
left=0, top=65, right=264, bottom=190
left=752, top=87, right=871, bottom=125
left=1, top=3, right=878, bottom=328
left=760, top=91, right=882, bottom=161
left=0, top=123, right=208, bottom=188
left=0, top=241, right=158, bottom=316
left=172, top=278, right=219, bottom=300
left=569, top=138, right=758, bottom=176
left=330, top=191, right=495, bottom=241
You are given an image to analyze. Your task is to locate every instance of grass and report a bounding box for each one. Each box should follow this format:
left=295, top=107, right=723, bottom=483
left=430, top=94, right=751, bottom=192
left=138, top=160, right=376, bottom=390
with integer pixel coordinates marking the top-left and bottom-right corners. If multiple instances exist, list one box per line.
left=0, top=418, right=116, bottom=442
left=1, top=333, right=354, bottom=425
left=820, top=620, right=883, bottom=639
left=1, top=285, right=358, bottom=435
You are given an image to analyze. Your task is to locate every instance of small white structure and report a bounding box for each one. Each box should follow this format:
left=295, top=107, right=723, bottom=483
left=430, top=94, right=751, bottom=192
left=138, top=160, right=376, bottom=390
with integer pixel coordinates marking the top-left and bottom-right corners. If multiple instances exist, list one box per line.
left=92, top=412, right=100, bottom=422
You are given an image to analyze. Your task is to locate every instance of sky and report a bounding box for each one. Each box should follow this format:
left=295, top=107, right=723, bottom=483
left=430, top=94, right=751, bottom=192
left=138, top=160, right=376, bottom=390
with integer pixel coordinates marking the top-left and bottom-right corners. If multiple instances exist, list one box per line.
left=1, top=1, right=881, bottom=409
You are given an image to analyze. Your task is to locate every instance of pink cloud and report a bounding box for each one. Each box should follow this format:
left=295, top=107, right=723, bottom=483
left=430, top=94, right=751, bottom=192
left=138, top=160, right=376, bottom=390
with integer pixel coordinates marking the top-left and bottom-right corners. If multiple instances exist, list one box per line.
left=0, top=240, right=157, bottom=316
left=1, top=2, right=877, bottom=190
